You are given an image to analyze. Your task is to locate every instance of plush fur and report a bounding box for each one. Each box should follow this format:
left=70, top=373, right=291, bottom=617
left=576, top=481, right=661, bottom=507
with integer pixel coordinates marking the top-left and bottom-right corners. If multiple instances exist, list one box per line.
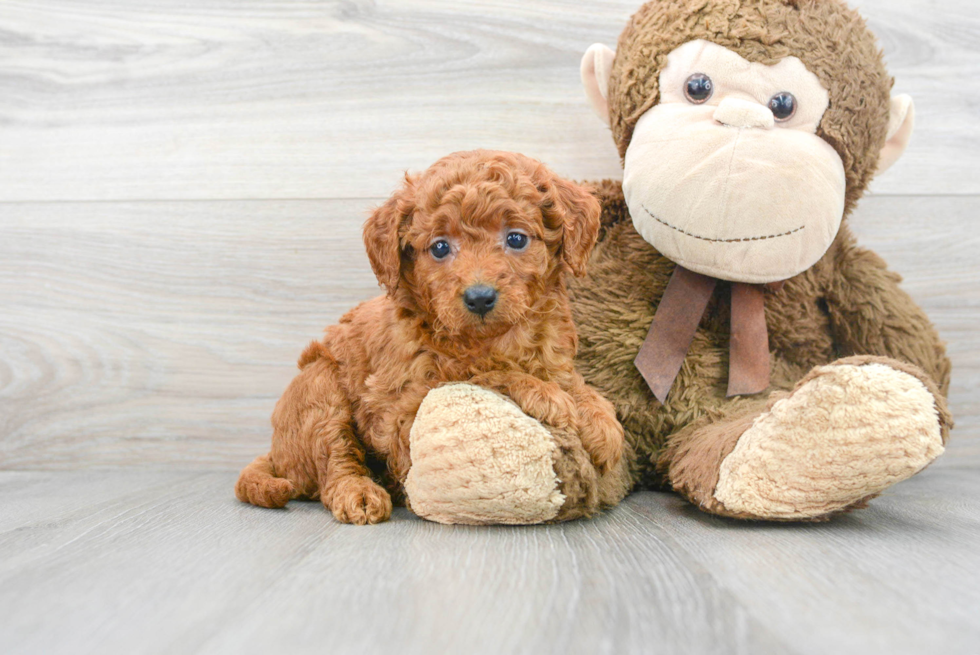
left=568, top=0, right=952, bottom=519
left=572, top=183, right=951, bottom=491
left=608, top=0, right=892, bottom=215
left=405, top=381, right=633, bottom=524
left=235, top=150, right=626, bottom=524
left=404, top=383, right=567, bottom=525
left=711, top=358, right=949, bottom=519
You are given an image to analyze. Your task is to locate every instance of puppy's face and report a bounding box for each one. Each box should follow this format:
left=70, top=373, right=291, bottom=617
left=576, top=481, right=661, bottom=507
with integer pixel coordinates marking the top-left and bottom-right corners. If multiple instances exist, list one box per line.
left=407, top=189, right=550, bottom=336
left=363, top=151, right=601, bottom=339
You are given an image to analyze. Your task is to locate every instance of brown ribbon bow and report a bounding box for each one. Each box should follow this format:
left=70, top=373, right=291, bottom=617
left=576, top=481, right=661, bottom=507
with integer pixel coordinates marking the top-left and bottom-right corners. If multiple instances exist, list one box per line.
left=634, top=265, right=778, bottom=404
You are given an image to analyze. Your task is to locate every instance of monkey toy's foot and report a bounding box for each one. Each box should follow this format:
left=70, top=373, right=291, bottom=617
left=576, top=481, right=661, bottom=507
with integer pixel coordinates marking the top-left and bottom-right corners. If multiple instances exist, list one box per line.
left=680, top=357, right=951, bottom=521
left=405, top=383, right=630, bottom=525
left=405, top=384, right=564, bottom=525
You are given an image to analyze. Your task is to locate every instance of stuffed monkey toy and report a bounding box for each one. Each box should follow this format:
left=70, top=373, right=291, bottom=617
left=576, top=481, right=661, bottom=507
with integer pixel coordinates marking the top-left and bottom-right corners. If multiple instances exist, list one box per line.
left=406, top=0, right=952, bottom=523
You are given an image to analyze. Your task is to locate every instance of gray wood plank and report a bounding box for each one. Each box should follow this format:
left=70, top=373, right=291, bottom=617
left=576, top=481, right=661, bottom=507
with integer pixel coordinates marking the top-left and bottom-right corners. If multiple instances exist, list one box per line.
left=1, top=195, right=977, bottom=470
left=0, top=469, right=977, bottom=655
left=628, top=464, right=980, bottom=655
left=0, top=198, right=380, bottom=469
left=0, top=469, right=200, bottom=533
left=847, top=195, right=980, bottom=447
left=0, top=471, right=342, bottom=655
left=0, top=0, right=977, bottom=201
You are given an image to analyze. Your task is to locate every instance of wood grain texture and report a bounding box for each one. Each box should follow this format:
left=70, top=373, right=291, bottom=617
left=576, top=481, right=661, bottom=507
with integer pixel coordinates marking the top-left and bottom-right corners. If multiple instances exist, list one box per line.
left=1, top=3, right=977, bottom=652
left=0, top=198, right=381, bottom=468
left=1, top=195, right=977, bottom=470
left=0, top=468, right=977, bottom=655
left=1, top=0, right=978, bottom=201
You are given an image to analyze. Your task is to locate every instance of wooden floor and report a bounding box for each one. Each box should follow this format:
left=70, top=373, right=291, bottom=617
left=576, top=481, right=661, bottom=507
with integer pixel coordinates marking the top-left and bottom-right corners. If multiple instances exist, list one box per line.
left=1, top=459, right=979, bottom=655
left=2, top=1, right=980, bottom=653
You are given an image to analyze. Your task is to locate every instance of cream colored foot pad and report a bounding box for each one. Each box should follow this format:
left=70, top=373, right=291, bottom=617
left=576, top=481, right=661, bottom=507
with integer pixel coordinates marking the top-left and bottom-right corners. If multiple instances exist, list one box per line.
left=714, top=363, right=944, bottom=519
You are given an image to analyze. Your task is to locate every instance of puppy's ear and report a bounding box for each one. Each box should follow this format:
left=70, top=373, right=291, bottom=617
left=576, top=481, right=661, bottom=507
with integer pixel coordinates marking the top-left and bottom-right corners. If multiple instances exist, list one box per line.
left=363, top=174, right=417, bottom=294
left=539, top=174, right=601, bottom=277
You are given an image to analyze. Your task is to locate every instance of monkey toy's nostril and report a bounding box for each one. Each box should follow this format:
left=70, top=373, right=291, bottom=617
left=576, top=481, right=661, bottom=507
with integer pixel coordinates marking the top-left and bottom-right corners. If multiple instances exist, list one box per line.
left=463, top=285, right=497, bottom=317
left=713, top=97, right=775, bottom=130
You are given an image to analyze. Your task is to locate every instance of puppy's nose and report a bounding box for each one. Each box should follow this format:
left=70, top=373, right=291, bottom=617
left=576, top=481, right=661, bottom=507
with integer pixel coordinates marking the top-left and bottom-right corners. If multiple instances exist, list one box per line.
left=463, top=285, right=497, bottom=317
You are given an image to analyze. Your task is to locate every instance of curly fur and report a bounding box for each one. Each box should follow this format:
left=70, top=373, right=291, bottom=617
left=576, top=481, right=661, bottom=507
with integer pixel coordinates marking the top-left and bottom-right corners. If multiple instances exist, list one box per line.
left=608, top=0, right=893, bottom=215
left=236, top=150, right=625, bottom=524
left=570, top=0, right=952, bottom=517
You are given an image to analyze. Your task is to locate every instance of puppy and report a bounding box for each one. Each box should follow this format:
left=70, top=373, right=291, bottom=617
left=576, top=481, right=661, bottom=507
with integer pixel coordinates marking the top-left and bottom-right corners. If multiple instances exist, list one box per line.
left=235, top=150, right=624, bottom=524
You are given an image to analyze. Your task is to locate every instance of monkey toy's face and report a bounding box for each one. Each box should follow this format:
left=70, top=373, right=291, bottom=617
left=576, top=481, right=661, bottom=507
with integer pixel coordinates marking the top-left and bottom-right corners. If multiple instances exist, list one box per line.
left=582, top=19, right=915, bottom=284
left=623, top=40, right=844, bottom=283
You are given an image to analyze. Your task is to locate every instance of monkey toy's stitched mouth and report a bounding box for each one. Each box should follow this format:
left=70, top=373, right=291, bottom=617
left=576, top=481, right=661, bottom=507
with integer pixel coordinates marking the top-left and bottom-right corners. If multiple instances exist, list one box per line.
left=642, top=205, right=805, bottom=243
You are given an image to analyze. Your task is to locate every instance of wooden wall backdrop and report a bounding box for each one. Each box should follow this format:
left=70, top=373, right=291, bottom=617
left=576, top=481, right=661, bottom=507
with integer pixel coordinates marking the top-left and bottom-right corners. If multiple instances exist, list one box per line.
left=1, top=0, right=978, bottom=470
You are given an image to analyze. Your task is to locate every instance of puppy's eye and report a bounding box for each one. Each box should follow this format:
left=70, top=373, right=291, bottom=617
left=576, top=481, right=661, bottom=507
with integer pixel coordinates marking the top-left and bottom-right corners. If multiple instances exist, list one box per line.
left=506, top=232, right=529, bottom=251
left=429, top=240, right=451, bottom=260
left=684, top=73, right=713, bottom=104
left=769, top=92, right=797, bottom=122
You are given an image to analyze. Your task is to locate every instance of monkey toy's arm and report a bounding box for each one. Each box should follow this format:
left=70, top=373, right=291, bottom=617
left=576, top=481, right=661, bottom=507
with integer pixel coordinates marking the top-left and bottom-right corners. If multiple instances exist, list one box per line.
left=824, top=230, right=952, bottom=395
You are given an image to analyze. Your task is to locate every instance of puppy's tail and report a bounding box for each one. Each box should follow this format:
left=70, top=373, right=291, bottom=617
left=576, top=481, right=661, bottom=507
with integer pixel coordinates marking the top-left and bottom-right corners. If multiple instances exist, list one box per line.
left=235, top=454, right=296, bottom=509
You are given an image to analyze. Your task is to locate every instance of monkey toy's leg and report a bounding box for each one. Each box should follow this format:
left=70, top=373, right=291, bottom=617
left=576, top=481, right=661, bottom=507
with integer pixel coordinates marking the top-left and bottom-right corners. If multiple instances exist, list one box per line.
left=404, top=383, right=631, bottom=525
left=660, top=357, right=952, bottom=520
left=236, top=355, right=392, bottom=525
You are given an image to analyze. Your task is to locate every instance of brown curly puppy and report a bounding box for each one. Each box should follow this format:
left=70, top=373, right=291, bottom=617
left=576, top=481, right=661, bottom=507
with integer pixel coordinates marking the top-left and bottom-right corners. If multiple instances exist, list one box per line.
left=235, top=150, right=624, bottom=524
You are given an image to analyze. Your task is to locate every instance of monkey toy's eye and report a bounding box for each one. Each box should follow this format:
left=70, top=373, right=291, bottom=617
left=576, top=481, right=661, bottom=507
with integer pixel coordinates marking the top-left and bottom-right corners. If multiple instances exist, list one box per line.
left=769, top=92, right=797, bottom=122
left=430, top=239, right=451, bottom=260
left=684, top=73, right=713, bottom=104
left=505, top=231, right=529, bottom=251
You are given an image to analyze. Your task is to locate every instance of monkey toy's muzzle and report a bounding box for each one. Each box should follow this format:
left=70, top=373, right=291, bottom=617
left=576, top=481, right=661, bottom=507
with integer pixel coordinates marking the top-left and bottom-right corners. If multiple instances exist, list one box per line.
left=623, top=103, right=847, bottom=284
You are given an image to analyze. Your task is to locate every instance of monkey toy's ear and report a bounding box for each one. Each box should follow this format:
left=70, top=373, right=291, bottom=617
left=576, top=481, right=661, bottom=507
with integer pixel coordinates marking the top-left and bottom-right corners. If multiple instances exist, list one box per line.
left=581, top=43, right=616, bottom=125
left=363, top=175, right=417, bottom=294
left=877, top=94, right=915, bottom=175
left=540, top=176, right=602, bottom=277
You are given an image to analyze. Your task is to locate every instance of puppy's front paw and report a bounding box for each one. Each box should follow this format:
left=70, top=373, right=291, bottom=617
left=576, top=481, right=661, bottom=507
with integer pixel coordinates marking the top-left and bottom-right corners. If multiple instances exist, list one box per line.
left=467, top=373, right=578, bottom=430
left=522, top=385, right=578, bottom=430
left=327, top=476, right=393, bottom=525
left=545, top=392, right=579, bottom=430
left=581, top=412, right=625, bottom=475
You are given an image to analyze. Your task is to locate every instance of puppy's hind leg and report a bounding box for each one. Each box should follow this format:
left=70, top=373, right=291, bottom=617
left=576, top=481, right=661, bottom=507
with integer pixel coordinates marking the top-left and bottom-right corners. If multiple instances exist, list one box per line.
left=235, top=454, right=296, bottom=509
left=312, top=404, right=393, bottom=526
